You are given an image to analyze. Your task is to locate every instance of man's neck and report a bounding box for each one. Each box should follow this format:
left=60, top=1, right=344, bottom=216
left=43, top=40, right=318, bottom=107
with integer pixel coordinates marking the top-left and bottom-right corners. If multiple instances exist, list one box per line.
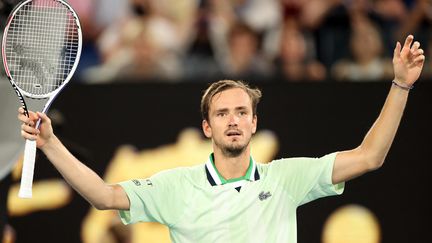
left=212, top=148, right=251, bottom=180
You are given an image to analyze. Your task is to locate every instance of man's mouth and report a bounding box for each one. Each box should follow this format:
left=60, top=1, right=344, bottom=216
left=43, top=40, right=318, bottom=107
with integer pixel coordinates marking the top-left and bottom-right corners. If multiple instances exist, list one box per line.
left=226, top=130, right=242, bottom=137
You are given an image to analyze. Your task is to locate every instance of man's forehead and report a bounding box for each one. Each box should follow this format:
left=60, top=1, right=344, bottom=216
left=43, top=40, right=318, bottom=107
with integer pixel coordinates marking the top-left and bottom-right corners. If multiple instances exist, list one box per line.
left=210, top=88, right=252, bottom=110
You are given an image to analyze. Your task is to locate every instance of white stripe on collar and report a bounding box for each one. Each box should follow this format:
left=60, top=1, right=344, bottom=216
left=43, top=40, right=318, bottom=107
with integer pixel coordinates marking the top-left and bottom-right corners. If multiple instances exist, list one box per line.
left=250, top=160, right=257, bottom=181
left=206, top=159, right=222, bottom=185
left=205, top=156, right=257, bottom=186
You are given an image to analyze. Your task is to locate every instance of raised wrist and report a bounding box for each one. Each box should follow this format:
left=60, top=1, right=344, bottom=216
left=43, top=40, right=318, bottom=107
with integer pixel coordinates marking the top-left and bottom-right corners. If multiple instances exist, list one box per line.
left=392, top=80, right=413, bottom=91
left=40, top=135, right=59, bottom=152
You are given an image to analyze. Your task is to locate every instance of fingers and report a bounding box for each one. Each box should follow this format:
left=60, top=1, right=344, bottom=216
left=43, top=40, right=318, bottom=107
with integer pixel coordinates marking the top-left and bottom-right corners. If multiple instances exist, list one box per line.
left=17, top=108, right=37, bottom=125
left=21, top=131, right=38, bottom=141
left=410, top=40, right=425, bottom=65
left=411, top=41, right=420, bottom=53
left=17, top=107, right=52, bottom=127
left=18, top=107, right=26, bottom=115
left=403, top=35, right=414, bottom=50
left=394, top=41, right=401, bottom=58
left=36, top=112, right=50, bottom=124
left=413, top=54, right=426, bottom=65
left=412, top=47, right=424, bottom=56
left=21, top=122, right=39, bottom=134
left=397, top=35, right=426, bottom=63
left=20, top=116, right=40, bottom=140
left=21, top=123, right=40, bottom=140
left=18, top=107, right=37, bottom=140
left=18, top=107, right=31, bottom=124
left=399, top=35, right=414, bottom=58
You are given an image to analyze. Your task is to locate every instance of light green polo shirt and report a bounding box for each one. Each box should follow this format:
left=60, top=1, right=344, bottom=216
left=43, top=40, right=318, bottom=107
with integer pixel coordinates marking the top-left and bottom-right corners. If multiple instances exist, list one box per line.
left=118, top=152, right=344, bottom=243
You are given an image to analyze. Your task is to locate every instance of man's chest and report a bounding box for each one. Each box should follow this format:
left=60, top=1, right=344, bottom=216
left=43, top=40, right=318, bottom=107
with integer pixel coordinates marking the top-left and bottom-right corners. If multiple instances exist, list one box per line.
left=178, top=181, right=295, bottom=228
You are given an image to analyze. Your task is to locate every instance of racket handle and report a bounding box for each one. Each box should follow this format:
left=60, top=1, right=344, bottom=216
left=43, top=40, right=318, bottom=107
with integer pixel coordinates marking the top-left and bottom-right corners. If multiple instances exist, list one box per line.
left=19, top=139, right=37, bottom=198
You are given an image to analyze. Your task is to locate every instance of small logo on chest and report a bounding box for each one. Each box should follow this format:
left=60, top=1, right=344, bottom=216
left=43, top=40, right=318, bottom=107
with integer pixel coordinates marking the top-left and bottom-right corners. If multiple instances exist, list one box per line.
left=258, top=191, right=272, bottom=201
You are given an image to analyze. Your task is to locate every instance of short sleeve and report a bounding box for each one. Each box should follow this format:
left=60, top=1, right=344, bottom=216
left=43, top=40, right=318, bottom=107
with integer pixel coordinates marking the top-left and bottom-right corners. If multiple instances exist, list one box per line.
left=117, top=168, right=188, bottom=227
left=299, top=152, right=344, bottom=205
left=269, top=152, right=344, bottom=206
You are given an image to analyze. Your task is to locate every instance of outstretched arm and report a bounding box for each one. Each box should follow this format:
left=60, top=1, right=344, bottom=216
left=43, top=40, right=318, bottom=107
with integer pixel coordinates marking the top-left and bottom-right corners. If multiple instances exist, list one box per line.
left=332, top=35, right=425, bottom=184
left=18, top=108, right=130, bottom=210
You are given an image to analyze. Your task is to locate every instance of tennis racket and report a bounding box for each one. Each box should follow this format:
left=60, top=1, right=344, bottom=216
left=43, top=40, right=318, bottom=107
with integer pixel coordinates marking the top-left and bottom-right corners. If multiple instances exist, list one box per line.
left=2, top=0, right=82, bottom=198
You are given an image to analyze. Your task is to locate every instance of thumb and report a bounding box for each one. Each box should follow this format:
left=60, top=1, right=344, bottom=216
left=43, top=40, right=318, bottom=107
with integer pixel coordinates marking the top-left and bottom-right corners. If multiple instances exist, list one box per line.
left=28, top=110, right=38, bottom=119
left=36, top=112, right=50, bottom=123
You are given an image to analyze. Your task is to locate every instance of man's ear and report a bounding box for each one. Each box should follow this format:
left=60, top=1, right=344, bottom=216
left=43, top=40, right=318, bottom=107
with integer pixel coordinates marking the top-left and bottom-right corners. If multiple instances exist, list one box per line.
left=202, top=119, right=212, bottom=138
left=252, top=115, right=257, bottom=134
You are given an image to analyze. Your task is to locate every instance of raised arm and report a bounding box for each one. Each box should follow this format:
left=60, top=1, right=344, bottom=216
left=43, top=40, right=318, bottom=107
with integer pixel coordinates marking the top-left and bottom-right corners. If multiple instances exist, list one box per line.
left=332, top=35, right=425, bottom=184
left=18, top=108, right=130, bottom=210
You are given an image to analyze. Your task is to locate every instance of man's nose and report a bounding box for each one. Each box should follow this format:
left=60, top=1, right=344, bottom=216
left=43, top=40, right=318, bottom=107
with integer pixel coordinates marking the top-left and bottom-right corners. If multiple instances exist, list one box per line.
left=228, top=113, right=239, bottom=126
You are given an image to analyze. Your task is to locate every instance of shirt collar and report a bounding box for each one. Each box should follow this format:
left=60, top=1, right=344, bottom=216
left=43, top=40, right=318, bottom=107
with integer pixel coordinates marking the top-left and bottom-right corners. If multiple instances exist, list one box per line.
left=205, top=153, right=260, bottom=186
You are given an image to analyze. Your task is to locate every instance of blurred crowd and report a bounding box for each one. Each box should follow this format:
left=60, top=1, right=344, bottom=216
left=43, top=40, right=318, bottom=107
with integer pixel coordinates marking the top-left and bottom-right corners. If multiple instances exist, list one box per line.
left=2, top=0, right=432, bottom=83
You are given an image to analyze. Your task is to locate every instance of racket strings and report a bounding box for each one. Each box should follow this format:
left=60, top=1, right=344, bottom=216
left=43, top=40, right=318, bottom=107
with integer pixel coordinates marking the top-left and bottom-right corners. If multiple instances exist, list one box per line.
left=4, top=0, right=80, bottom=96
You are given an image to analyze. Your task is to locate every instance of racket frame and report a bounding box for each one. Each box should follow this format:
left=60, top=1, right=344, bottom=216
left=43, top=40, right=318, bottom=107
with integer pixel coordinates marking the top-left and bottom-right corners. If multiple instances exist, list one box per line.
left=2, top=0, right=83, bottom=114
left=1, top=0, right=82, bottom=198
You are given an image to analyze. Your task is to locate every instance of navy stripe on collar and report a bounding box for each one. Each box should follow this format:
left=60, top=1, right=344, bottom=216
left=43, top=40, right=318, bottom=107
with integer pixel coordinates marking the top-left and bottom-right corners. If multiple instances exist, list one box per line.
left=205, top=166, right=217, bottom=186
left=254, top=167, right=260, bottom=181
left=205, top=157, right=260, bottom=187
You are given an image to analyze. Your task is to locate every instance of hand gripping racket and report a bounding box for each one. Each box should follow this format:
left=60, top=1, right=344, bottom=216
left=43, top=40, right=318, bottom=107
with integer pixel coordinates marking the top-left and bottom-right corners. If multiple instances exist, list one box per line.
left=2, top=0, right=82, bottom=198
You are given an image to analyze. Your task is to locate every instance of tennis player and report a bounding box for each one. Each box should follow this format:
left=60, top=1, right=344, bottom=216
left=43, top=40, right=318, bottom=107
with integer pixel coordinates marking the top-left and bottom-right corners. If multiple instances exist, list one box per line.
left=18, top=35, right=424, bottom=242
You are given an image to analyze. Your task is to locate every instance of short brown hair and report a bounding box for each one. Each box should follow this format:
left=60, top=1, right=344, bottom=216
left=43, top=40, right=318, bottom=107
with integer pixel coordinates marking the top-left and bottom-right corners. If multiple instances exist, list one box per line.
left=201, top=80, right=262, bottom=121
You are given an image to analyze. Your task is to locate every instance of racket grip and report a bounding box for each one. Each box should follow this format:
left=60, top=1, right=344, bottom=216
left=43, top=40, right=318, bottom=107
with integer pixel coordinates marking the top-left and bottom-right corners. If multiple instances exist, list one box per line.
left=18, top=139, right=37, bottom=198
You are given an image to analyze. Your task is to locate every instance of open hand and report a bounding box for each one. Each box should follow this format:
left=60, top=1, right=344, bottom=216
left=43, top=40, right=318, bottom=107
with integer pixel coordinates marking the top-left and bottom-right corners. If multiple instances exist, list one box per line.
left=393, top=35, right=425, bottom=87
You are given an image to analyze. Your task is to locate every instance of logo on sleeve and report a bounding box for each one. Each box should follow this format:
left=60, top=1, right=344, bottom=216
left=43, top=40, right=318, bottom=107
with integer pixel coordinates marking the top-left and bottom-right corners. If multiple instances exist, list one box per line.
left=132, top=179, right=153, bottom=187
left=132, top=179, right=141, bottom=186
left=145, top=179, right=153, bottom=186
left=258, top=191, right=272, bottom=201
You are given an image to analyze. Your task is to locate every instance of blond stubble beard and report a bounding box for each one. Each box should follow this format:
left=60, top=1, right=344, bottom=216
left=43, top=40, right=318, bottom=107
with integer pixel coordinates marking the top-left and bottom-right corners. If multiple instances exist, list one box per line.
left=214, top=138, right=251, bottom=158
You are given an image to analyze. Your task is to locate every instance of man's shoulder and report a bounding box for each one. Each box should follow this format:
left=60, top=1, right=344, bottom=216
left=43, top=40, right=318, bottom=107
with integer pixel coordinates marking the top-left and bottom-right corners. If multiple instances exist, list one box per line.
left=258, top=153, right=337, bottom=173
left=153, top=163, right=205, bottom=178
left=261, top=157, right=311, bottom=166
left=257, top=157, right=316, bottom=173
left=150, top=163, right=206, bottom=187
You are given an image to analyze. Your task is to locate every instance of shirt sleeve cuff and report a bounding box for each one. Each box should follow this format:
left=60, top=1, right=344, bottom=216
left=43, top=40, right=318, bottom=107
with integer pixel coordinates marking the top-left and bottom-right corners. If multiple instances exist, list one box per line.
left=327, top=152, right=345, bottom=195
left=117, top=181, right=143, bottom=225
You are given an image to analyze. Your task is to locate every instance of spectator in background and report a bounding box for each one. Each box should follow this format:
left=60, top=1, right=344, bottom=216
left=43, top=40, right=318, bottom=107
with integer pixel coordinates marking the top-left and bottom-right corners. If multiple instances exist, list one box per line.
left=83, top=0, right=198, bottom=83
left=193, top=0, right=281, bottom=80
left=67, top=0, right=102, bottom=69
left=89, top=18, right=183, bottom=82
left=331, top=19, right=393, bottom=81
left=96, top=0, right=197, bottom=61
left=228, top=0, right=282, bottom=62
left=219, top=22, right=273, bottom=80
left=275, top=19, right=327, bottom=81
left=278, top=0, right=349, bottom=71
left=57, top=0, right=431, bottom=82
left=308, top=0, right=408, bottom=71
left=182, top=0, right=224, bottom=79
left=394, top=0, right=431, bottom=53
left=279, top=0, right=341, bottom=30
left=351, top=0, right=408, bottom=56
left=375, top=0, right=409, bottom=43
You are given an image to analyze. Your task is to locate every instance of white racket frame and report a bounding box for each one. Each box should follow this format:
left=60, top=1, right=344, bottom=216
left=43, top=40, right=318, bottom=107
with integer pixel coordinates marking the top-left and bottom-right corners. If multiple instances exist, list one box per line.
left=1, top=0, right=82, bottom=198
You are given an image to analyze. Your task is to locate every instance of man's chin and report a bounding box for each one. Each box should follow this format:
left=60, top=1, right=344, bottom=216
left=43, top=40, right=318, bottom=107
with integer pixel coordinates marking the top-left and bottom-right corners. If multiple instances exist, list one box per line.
left=222, top=144, right=247, bottom=157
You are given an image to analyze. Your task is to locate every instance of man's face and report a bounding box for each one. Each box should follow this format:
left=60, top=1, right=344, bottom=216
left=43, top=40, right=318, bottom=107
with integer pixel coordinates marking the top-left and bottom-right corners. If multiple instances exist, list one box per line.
left=202, top=88, right=257, bottom=157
